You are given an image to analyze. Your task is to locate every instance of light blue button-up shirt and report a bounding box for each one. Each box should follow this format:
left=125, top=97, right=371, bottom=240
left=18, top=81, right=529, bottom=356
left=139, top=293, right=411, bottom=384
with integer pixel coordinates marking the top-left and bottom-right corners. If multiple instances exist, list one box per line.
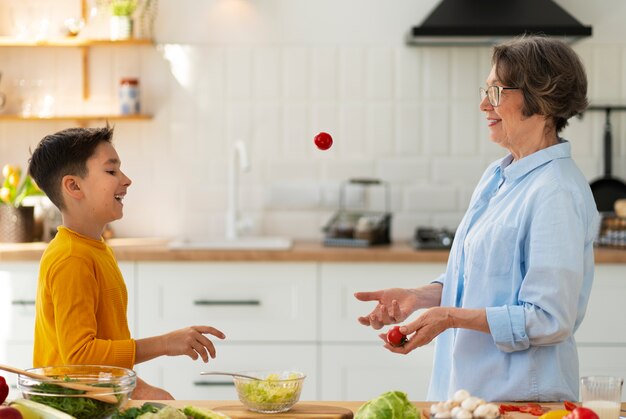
left=427, top=140, right=600, bottom=402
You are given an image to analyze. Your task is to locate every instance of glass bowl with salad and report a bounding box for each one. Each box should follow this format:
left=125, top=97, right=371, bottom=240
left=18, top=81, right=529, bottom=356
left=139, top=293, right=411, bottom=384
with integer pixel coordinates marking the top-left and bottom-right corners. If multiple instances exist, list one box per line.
left=17, top=364, right=136, bottom=419
left=233, top=370, right=305, bottom=413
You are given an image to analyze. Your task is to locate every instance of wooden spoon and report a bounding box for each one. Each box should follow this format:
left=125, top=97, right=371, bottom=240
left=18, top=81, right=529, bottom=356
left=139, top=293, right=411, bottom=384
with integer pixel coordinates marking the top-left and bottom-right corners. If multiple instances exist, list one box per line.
left=0, top=364, right=119, bottom=404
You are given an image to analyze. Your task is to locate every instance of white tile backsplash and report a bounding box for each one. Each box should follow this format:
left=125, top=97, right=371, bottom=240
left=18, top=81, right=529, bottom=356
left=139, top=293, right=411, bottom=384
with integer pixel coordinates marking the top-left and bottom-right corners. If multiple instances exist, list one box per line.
left=0, top=0, right=625, bottom=242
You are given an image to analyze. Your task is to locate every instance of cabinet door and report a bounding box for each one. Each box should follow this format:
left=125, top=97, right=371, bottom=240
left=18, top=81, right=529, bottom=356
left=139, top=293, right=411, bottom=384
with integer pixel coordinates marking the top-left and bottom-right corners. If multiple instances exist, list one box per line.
left=0, top=262, right=39, bottom=342
left=134, top=343, right=318, bottom=400
left=320, top=343, right=434, bottom=401
left=575, top=265, right=626, bottom=344
left=136, top=262, right=317, bottom=341
left=320, top=263, right=446, bottom=342
left=3, top=342, right=34, bottom=400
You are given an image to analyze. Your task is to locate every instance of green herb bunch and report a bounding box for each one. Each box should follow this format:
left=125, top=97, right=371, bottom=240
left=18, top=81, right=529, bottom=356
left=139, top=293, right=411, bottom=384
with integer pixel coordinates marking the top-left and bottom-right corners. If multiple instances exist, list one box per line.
left=110, top=0, right=138, bottom=16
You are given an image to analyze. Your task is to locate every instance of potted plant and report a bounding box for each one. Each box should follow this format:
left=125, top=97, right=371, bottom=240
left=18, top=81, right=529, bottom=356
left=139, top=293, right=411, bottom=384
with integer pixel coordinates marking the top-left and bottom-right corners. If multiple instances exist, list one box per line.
left=109, top=0, right=138, bottom=40
left=0, top=164, right=44, bottom=242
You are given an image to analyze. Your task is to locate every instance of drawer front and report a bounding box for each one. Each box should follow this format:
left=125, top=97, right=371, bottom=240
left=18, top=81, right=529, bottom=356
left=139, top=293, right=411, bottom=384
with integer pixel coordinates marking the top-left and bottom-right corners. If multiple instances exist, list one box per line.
left=134, top=343, right=318, bottom=400
left=320, top=263, right=446, bottom=342
left=576, top=265, right=626, bottom=344
left=320, top=343, right=434, bottom=401
left=0, top=262, right=39, bottom=341
left=136, top=262, right=317, bottom=341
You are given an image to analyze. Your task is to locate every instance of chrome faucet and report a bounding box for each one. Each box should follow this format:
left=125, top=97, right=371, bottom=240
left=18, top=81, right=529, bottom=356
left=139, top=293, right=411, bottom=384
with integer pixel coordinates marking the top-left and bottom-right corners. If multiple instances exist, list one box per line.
left=226, top=140, right=251, bottom=240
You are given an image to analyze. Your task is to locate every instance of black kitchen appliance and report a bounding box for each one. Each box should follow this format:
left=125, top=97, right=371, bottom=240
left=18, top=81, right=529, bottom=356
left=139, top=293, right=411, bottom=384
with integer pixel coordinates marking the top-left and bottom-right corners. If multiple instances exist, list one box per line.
left=587, top=106, right=626, bottom=213
left=412, top=226, right=455, bottom=250
left=323, top=178, right=391, bottom=248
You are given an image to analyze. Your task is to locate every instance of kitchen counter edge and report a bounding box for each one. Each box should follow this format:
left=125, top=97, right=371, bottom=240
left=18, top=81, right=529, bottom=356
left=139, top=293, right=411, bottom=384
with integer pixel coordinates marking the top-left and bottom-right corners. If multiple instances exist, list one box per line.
left=1, top=239, right=625, bottom=263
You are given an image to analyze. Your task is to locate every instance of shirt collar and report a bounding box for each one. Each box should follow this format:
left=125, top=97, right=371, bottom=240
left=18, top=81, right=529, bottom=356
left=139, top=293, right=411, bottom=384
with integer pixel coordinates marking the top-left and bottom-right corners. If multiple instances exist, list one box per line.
left=498, top=139, right=571, bottom=182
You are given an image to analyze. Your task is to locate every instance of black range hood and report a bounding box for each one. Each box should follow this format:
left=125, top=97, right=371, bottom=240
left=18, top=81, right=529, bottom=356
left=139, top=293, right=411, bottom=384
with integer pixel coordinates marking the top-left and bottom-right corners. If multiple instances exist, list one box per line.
left=407, top=0, right=592, bottom=46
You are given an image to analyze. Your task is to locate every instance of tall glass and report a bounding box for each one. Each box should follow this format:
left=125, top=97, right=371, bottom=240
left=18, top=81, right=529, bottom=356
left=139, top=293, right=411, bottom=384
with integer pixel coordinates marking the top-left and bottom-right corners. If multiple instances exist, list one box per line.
left=580, top=376, right=623, bottom=419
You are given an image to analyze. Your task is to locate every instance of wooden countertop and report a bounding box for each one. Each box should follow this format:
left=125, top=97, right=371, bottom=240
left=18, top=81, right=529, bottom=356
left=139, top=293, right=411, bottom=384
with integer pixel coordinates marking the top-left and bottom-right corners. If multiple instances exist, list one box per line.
left=1, top=238, right=626, bottom=263
left=125, top=400, right=626, bottom=415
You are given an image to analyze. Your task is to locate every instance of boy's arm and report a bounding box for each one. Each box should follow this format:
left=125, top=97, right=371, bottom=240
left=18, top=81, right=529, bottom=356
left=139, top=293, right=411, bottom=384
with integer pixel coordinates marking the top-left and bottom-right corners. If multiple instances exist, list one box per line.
left=134, top=326, right=225, bottom=364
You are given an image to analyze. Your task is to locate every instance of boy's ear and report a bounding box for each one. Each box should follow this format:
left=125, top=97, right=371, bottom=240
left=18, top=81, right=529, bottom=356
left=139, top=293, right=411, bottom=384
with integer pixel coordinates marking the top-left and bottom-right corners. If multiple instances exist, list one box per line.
left=62, top=175, right=84, bottom=200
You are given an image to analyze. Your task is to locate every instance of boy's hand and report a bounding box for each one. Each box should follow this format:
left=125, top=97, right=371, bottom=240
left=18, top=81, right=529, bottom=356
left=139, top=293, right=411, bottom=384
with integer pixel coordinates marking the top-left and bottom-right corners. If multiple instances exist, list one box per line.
left=163, top=326, right=226, bottom=363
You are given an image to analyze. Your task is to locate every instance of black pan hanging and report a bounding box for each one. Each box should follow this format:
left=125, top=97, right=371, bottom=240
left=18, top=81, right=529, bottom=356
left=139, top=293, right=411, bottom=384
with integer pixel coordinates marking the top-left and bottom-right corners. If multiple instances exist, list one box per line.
left=587, top=106, right=626, bottom=213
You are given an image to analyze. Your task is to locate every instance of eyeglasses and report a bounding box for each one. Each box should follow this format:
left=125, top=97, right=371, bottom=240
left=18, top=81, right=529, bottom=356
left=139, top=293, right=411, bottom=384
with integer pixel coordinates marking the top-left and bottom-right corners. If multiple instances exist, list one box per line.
left=479, top=85, right=520, bottom=107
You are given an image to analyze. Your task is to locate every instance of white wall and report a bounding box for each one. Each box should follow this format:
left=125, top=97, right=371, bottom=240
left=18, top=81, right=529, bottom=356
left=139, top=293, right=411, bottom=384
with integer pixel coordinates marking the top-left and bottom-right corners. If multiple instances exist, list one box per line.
left=0, top=0, right=625, bottom=241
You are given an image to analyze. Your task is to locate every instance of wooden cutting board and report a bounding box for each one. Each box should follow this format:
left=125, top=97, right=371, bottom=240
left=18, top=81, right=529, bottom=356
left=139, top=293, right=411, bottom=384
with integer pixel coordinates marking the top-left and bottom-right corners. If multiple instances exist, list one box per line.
left=213, top=403, right=354, bottom=418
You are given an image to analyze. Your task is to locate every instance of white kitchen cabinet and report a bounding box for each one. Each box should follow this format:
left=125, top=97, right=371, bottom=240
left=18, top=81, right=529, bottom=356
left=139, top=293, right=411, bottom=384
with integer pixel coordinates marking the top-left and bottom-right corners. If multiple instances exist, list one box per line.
left=320, top=343, right=434, bottom=401
left=0, top=262, right=39, bottom=399
left=134, top=262, right=319, bottom=397
left=135, top=262, right=317, bottom=342
left=575, top=264, right=626, bottom=344
left=135, top=343, right=318, bottom=401
left=320, top=263, right=446, bottom=342
left=318, top=263, right=443, bottom=401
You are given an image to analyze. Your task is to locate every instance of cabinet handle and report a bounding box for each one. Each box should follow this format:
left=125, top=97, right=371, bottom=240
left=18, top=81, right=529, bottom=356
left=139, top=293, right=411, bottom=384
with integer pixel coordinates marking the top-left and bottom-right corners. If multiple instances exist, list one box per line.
left=193, top=299, right=260, bottom=306
left=193, top=381, right=235, bottom=387
left=12, top=300, right=36, bottom=306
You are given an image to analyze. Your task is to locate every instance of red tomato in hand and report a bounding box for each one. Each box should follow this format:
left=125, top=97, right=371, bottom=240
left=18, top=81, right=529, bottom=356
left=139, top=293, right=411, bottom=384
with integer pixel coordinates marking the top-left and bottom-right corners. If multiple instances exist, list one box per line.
left=386, top=326, right=407, bottom=347
left=564, top=407, right=599, bottom=419
left=314, top=132, right=333, bottom=150
left=564, top=401, right=578, bottom=411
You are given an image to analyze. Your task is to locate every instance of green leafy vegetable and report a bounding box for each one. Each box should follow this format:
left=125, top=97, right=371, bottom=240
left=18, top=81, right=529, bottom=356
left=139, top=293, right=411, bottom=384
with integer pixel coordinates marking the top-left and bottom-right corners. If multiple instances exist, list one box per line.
left=183, top=405, right=231, bottom=418
left=28, top=382, right=120, bottom=419
left=112, top=403, right=160, bottom=419
left=237, top=373, right=301, bottom=405
left=135, top=405, right=186, bottom=418
left=355, top=390, right=420, bottom=419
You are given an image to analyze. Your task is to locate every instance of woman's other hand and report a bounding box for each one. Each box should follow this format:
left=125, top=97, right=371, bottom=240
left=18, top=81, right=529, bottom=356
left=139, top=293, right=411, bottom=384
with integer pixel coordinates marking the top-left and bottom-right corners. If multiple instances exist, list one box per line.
left=354, top=288, right=419, bottom=329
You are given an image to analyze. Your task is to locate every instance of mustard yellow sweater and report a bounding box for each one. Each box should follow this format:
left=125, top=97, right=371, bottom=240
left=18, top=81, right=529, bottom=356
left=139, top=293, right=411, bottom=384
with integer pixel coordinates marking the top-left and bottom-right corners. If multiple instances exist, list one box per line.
left=33, top=226, right=135, bottom=369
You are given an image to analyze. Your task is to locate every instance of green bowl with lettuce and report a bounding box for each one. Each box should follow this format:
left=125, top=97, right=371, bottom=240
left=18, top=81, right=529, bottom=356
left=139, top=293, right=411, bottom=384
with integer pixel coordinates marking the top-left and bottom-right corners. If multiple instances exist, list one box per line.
left=232, top=370, right=305, bottom=413
left=18, top=365, right=136, bottom=419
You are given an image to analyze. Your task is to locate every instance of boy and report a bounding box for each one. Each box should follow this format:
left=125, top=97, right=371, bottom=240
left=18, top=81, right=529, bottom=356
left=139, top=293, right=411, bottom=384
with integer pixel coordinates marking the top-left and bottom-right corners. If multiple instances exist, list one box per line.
left=27, top=126, right=225, bottom=399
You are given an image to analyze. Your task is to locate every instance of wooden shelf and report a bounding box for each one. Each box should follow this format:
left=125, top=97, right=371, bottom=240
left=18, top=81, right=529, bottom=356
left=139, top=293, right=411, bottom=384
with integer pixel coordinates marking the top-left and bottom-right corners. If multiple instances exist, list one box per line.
left=0, top=114, right=152, bottom=122
left=0, top=37, right=153, bottom=47
left=0, top=36, right=153, bottom=99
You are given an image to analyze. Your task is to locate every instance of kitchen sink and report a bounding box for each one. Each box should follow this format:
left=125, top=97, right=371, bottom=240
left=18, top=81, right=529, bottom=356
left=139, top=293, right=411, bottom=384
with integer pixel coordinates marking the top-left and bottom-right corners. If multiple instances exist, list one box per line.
left=169, top=237, right=293, bottom=250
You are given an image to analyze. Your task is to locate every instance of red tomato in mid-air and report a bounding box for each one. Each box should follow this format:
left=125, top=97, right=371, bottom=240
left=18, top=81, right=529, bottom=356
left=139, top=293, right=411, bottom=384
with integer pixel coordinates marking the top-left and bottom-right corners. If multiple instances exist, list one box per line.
left=386, top=326, right=407, bottom=347
left=314, top=132, right=333, bottom=150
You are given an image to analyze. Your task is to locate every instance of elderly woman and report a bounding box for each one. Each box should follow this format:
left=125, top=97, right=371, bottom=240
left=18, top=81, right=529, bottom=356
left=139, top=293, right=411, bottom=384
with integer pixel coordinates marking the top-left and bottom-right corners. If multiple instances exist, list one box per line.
left=355, top=35, right=600, bottom=402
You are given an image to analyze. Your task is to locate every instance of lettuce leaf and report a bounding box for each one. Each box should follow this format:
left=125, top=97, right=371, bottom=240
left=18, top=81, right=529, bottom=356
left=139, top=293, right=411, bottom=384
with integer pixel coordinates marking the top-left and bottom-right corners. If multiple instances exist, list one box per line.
left=355, top=390, right=420, bottom=419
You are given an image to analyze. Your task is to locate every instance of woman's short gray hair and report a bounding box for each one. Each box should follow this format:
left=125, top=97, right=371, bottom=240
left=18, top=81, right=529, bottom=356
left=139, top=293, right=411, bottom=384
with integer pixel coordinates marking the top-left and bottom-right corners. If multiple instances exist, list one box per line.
left=492, top=35, right=588, bottom=133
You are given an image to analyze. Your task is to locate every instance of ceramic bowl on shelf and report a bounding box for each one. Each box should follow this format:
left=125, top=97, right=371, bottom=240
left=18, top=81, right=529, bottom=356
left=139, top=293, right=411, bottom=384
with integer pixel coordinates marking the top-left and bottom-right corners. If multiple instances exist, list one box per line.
left=232, top=370, right=305, bottom=413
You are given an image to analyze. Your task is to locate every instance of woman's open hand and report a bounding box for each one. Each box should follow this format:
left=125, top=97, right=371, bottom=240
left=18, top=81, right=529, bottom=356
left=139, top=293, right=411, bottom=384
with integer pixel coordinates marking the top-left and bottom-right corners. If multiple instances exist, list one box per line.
left=354, top=288, right=420, bottom=329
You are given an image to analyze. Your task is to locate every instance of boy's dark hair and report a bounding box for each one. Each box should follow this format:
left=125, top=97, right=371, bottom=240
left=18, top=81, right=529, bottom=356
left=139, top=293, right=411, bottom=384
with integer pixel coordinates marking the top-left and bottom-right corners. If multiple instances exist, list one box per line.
left=28, top=126, right=114, bottom=210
